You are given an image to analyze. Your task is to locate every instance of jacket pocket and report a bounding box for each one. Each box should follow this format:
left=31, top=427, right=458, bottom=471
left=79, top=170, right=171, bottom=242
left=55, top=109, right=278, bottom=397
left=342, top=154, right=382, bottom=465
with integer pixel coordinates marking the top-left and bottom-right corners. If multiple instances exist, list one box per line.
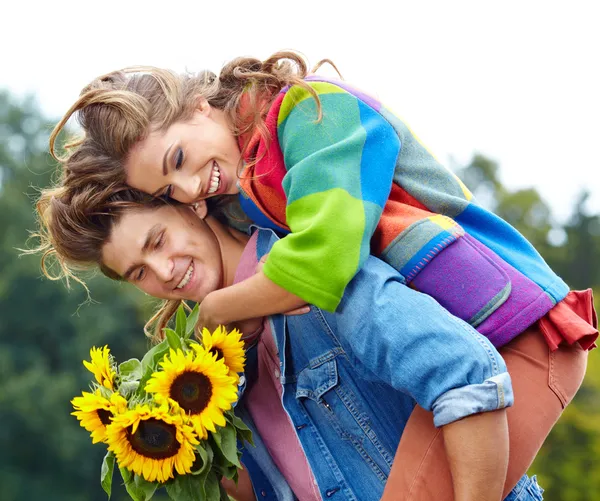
left=409, top=234, right=512, bottom=327
left=295, top=352, right=393, bottom=482
left=295, top=352, right=339, bottom=402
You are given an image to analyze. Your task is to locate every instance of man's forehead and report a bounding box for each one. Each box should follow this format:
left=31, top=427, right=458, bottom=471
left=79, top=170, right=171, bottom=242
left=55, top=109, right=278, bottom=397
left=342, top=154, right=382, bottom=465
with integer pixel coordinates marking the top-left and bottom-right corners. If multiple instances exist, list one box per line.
left=102, top=206, right=170, bottom=270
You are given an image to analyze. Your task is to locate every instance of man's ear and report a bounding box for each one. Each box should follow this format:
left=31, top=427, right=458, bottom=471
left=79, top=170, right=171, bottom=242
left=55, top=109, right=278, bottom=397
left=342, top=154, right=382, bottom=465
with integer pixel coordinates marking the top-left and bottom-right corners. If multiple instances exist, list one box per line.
left=192, top=200, right=208, bottom=219
left=196, top=96, right=211, bottom=116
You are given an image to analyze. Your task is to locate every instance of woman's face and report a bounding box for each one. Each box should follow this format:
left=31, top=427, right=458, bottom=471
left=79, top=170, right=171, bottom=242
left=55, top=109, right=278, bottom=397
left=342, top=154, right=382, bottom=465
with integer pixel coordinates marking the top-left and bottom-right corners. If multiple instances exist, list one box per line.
left=101, top=205, right=224, bottom=303
left=125, top=99, right=242, bottom=204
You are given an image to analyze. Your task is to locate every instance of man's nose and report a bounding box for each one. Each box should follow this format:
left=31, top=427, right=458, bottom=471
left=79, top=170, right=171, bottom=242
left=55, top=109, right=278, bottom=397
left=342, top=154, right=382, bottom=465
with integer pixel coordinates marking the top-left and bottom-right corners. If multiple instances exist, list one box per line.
left=148, top=255, right=174, bottom=283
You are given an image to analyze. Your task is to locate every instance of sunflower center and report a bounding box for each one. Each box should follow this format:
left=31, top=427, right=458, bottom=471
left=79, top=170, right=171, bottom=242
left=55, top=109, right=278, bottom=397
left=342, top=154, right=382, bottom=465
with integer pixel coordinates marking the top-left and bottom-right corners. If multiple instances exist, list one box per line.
left=97, top=408, right=113, bottom=426
left=127, top=418, right=180, bottom=459
left=170, top=371, right=213, bottom=414
left=211, top=348, right=225, bottom=361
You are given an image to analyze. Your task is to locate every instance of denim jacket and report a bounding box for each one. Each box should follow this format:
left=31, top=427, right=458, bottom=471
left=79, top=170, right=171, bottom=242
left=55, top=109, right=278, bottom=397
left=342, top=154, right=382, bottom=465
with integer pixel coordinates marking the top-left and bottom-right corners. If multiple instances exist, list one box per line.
left=235, top=229, right=514, bottom=500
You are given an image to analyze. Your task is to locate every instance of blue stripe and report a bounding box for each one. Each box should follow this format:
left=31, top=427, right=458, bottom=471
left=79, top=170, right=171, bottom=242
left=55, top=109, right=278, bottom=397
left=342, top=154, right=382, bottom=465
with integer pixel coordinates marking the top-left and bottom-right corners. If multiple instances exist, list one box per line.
left=399, top=229, right=458, bottom=279
left=357, top=100, right=400, bottom=208
left=238, top=193, right=290, bottom=235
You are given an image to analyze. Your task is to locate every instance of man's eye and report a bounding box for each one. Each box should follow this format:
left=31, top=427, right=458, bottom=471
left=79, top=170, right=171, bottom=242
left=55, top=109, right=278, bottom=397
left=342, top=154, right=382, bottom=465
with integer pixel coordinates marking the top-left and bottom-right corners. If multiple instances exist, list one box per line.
left=163, top=185, right=173, bottom=199
left=136, top=267, right=146, bottom=281
left=175, top=148, right=184, bottom=170
left=155, top=233, right=165, bottom=249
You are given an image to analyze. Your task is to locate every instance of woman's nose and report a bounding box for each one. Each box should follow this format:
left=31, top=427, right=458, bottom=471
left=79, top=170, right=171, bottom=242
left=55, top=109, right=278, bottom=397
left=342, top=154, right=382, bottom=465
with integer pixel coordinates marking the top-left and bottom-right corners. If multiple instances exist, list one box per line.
left=174, top=175, right=202, bottom=204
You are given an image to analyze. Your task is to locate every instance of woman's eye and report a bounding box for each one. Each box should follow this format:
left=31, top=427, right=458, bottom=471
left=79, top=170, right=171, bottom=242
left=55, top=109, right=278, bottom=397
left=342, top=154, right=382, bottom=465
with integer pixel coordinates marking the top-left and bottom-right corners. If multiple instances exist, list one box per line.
left=155, top=233, right=165, bottom=249
left=175, top=148, right=184, bottom=170
left=136, top=267, right=146, bottom=281
left=163, top=185, right=173, bottom=199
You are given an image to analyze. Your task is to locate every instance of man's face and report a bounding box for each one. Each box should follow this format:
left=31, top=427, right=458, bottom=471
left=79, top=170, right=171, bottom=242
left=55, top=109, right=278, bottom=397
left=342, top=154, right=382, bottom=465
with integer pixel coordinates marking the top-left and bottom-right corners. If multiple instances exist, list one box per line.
left=102, top=205, right=223, bottom=302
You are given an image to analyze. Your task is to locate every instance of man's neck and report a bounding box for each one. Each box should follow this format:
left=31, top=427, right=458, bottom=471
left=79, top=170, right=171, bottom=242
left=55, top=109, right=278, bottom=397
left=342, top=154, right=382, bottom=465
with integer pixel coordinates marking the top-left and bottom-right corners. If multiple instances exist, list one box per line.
left=205, top=216, right=250, bottom=288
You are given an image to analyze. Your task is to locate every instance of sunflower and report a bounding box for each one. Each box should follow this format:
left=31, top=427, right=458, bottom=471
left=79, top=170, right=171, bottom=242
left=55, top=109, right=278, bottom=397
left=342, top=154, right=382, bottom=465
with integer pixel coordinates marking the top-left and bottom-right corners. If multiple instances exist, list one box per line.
left=71, top=390, right=128, bottom=444
left=83, top=346, right=116, bottom=390
left=196, top=326, right=246, bottom=380
left=145, top=347, right=238, bottom=439
left=106, top=400, right=198, bottom=483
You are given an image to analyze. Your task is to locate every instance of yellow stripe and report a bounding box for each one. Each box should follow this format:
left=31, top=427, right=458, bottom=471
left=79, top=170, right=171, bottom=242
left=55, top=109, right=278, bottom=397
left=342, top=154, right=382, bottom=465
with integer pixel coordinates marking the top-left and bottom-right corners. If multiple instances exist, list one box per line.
left=428, top=214, right=458, bottom=230
left=278, top=81, right=346, bottom=125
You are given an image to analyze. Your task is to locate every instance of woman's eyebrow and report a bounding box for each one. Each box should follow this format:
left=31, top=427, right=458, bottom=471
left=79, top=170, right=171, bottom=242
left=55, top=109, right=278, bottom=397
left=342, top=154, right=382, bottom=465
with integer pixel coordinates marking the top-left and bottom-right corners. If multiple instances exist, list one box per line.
left=122, top=224, right=162, bottom=279
left=150, top=143, right=175, bottom=197
left=162, top=143, right=174, bottom=175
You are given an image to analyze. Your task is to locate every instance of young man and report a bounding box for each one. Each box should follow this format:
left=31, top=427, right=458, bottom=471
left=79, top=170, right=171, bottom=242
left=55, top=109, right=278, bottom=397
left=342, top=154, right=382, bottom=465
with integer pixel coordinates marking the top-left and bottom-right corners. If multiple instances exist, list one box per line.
left=83, top=198, right=543, bottom=501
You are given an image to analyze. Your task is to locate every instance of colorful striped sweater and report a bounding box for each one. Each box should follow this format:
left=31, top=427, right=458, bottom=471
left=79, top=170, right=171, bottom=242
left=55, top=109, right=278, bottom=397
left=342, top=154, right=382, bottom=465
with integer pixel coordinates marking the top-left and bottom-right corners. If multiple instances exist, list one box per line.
left=238, top=77, right=570, bottom=347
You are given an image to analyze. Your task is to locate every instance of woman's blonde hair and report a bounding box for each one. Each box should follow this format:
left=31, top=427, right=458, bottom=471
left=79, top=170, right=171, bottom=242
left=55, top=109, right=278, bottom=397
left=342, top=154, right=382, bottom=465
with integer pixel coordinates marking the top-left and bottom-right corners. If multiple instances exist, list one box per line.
left=32, top=50, right=337, bottom=340
left=50, top=51, right=324, bottom=186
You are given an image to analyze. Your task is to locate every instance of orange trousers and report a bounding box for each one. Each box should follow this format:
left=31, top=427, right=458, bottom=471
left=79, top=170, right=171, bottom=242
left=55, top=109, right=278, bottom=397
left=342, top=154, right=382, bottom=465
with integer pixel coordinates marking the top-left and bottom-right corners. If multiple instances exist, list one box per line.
left=381, top=298, right=592, bottom=500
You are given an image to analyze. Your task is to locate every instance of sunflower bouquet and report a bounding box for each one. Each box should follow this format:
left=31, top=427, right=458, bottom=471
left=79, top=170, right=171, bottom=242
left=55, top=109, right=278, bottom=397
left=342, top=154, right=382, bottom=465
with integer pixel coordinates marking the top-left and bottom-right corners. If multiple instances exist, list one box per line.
left=71, top=305, right=252, bottom=501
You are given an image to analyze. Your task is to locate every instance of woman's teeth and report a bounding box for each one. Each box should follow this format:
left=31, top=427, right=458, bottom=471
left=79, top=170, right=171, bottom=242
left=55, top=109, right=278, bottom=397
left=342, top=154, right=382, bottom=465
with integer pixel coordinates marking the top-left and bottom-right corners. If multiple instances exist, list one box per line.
left=176, top=262, right=194, bottom=289
left=207, top=162, right=221, bottom=194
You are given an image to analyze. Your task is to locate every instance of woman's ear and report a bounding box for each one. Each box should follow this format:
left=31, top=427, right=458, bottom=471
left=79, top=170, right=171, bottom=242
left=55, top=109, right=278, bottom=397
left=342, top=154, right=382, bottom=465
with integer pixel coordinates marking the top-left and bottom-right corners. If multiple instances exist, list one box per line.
left=191, top=200, right=208, bottom=219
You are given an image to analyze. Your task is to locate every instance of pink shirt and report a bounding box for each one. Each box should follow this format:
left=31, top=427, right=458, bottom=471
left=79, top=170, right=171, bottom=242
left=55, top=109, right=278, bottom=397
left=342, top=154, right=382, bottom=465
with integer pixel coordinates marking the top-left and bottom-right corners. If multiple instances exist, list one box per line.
left=235, top=233, right=321, bottom=501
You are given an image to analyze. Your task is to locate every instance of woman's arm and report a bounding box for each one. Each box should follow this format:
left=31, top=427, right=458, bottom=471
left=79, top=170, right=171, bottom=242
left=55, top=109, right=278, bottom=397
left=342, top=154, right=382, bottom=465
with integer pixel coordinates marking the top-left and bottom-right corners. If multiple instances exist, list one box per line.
left=333, top=256, right=513, bottom=500
left=198, top=271, right=308, bottom=331
left=442, top=410, right=509, bottom=501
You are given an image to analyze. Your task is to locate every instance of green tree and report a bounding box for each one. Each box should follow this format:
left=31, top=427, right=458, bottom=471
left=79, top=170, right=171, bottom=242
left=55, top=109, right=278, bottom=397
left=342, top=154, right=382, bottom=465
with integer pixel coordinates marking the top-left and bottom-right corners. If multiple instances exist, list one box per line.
left=0, top=91, right=166, bottom=500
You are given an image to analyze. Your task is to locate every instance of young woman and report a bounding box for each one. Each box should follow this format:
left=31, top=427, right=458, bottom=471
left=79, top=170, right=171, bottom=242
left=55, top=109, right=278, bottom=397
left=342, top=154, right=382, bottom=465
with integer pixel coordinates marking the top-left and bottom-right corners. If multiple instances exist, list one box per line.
left=43, top=51, right=596, bottom=497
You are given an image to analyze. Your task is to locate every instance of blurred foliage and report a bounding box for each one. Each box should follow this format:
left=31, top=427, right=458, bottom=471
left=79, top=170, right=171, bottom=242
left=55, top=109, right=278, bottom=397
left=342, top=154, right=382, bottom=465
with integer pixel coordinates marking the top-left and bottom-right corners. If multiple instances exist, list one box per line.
left=0, top=95, right=597, bottom=500
left=0, top=92, right=167, bottom=500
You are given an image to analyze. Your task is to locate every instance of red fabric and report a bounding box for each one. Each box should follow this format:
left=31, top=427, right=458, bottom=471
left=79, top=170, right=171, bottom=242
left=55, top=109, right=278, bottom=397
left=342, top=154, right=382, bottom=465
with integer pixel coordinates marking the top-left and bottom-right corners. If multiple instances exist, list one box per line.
left=237, top=93, right=290, bottom=230
left=539, top=289, right=598, bottom=351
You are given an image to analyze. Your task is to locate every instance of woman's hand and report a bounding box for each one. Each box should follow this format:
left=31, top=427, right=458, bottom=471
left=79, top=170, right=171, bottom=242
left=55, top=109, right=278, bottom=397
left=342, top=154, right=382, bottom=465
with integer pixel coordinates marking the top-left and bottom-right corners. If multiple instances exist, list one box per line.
left=196, top=290, right=224, bottom=333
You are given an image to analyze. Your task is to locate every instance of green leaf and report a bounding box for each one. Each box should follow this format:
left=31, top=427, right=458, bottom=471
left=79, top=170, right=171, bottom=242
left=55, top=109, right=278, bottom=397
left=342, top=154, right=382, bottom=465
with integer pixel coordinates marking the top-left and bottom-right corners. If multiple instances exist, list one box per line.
left=119, top=358, right=143, bottom=381
left=164, top=328, right=183, bottom=352
left=212, top=424, right=241, bottom=468
left=141, top=339, right=169, bottom=373
left=166, top=473, right=207, bottom=501
left=101, top=451, right=115, bottom=499
left=204, top=471, right=221, bottom=501
left=190, top=443, right=213, bottom=476
left=119, top=381, right=140, bottom=398
left=175, top=305, right=187, bottom=338
left=119, top=468, right=158, bottom=501
left=186, top=304, right=200, bottom=339
left=227, top=412, right=253, bottom=446
left=138, top=339, right=170, bottom=396
left=133, top=474, right=158, bottom=501
left=119, top=467, right=141, bottom=501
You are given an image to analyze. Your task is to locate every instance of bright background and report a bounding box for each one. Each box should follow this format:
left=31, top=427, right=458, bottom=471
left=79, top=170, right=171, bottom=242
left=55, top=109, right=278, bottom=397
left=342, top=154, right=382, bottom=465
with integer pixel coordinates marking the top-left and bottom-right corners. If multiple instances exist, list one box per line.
left=1, top=0, right=598, bottom=220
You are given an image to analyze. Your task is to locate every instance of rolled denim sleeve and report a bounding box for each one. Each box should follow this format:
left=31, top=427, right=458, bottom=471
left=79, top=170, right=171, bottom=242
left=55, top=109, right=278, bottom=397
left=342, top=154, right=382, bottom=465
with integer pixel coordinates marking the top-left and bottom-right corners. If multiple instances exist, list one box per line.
left=333, top=256, right=514, bottom=427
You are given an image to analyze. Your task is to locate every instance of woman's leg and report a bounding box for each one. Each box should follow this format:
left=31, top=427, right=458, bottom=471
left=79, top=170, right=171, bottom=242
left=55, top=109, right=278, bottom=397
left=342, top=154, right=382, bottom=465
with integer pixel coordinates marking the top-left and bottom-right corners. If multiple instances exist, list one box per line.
left=381, top=326, right=588, bottom=500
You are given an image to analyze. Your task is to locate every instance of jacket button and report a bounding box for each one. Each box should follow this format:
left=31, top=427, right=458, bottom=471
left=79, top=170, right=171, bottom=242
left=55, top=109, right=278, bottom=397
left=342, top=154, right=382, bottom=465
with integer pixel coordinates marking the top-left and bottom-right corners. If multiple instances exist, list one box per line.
left=261, top=490, right=267, bottom=497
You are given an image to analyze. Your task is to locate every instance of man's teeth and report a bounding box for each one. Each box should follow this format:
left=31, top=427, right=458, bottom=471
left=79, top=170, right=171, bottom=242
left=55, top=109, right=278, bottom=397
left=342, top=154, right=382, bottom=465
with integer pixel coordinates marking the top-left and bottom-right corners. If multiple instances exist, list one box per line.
left=207, top=163, right=221, bottom=194
left=176, top=262, right=194, bottom=289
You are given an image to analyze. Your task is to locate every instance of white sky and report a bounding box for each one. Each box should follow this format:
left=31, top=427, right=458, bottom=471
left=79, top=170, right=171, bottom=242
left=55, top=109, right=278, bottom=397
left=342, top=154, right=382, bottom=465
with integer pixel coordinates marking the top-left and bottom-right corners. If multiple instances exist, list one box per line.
left=2, top=0, right=598, bottom=222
